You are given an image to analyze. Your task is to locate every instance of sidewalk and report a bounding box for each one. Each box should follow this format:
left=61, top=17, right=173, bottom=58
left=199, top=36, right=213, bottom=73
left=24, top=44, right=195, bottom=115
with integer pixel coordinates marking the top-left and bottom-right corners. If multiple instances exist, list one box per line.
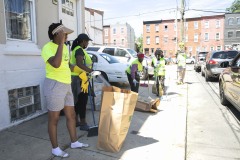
left=0, top=65, right=188, bottom=160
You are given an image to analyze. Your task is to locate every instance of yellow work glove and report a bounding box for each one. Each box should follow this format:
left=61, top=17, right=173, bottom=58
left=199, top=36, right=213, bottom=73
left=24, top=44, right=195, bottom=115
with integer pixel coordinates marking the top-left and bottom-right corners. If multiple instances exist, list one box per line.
left=73, top=65, right=84, bottom=74
left=79, top=72, right=89, bottom=93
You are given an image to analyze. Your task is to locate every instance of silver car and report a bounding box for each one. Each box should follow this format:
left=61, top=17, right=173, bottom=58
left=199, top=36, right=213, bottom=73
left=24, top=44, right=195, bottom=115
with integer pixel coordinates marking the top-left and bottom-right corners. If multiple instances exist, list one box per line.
left=202, top=50, right=239, bottom=81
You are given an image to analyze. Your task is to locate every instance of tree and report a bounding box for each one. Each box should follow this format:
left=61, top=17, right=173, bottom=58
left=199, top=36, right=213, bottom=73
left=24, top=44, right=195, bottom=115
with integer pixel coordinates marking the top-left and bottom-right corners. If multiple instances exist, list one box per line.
left=136, top=35, right=143, bottom=53
left=226, top=0, right=240, bottom=13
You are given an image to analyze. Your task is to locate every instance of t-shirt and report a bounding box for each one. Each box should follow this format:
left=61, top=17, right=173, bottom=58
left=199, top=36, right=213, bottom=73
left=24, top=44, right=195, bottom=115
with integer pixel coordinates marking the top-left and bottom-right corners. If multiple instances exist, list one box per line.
left=41, top=41, right=71, bottom=84
left=75, top=48, right=84, bottom=58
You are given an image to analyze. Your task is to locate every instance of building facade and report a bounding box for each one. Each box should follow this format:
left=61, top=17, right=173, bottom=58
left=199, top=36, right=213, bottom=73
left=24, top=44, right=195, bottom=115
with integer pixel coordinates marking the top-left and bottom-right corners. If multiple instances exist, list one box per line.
left=103, top=23, right=135, bottom=49
left=85, top=7, right=104, bottom=45
left=0, top=0, right=85, bottom=131
left=224, top=13, right=240, bottom=50
left=143, top=15, right=225, bottom=58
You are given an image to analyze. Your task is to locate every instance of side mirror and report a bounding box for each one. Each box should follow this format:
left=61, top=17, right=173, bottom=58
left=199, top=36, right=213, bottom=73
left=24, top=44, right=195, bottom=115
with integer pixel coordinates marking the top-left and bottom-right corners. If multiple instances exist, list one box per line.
left=220, top=61, right=230, bottom=68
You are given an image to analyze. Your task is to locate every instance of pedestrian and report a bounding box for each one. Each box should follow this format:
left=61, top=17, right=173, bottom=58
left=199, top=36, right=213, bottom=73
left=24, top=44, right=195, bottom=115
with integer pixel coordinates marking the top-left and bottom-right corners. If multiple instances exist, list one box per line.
left=41, top=22, right=89, bottom=158
left=126, top=53, right=144, bottom=93
left=177, top=42, right=187, bottom=84
left=70, top=33, right=93, bottom=131
left=152, top=49, right=166, bottom=96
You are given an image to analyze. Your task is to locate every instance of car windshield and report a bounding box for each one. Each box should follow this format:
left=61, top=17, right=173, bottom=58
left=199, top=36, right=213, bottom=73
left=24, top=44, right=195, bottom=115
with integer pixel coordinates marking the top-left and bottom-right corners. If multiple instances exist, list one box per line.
left=212, top=51, right=238, bottom=59
left=100, top=53, right=119, bottom=64
left=127, top=49, right=137, bottom=57
left=86, top=47, right=100, bottom=52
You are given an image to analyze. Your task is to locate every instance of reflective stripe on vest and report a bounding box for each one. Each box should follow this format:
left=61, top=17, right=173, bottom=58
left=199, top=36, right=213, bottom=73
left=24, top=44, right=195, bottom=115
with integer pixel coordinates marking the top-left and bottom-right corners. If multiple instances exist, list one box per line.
left=126, top=59, right=143, bottom=74
left=70, top=46, right=93, bottom=75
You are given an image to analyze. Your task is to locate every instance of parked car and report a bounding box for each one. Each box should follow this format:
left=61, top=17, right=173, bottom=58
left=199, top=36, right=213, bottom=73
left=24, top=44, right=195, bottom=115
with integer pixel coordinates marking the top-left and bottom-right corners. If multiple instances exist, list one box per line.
left=87, top=51, right=128, bottom=83
left=201, top=50, right=239, bottom=81
left=186, top=57, right=195, bottom=64
left=86, top=46, right=154, bottom=79
left=194, top=52, right=208, bottom=72
left=219, top=53, right=240, bottom=112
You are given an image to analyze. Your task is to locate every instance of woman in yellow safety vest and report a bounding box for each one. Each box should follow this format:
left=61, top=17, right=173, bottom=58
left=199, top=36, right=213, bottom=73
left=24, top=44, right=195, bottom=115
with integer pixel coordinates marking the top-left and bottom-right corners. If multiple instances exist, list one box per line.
left=152, top=49, right=166, bottom=96
left=70, top=33, right=93, bottom=131
left=126, top=53, right=144, bottom=93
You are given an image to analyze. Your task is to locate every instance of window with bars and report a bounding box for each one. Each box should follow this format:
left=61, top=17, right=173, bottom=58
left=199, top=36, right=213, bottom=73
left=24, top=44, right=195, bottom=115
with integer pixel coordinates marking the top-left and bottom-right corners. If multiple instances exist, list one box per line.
left=4, top=0, right=34, bottom=40
left=8, top=85, right=41, bottom=122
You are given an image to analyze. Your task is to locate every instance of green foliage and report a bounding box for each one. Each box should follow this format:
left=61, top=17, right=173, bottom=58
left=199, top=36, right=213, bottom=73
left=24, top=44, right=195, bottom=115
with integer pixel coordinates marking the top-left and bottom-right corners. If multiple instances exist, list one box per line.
left=136, top=35, right=143, bottom=53
left=226, top=0, right=240, bottom=13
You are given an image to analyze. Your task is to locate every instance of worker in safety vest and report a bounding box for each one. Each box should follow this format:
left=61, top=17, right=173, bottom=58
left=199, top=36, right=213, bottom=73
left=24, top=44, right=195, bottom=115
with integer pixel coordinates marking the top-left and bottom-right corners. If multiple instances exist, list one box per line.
left=152, top=49, right=166, bottom=96
left=177, top=42, right=187, bottom=84
left=126, top=53, right=144, bottom=93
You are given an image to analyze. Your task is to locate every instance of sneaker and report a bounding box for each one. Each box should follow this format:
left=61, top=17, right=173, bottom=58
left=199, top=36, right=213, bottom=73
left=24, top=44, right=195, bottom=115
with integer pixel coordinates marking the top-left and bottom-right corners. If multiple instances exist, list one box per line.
left=79, top=124, right=89, bottom=131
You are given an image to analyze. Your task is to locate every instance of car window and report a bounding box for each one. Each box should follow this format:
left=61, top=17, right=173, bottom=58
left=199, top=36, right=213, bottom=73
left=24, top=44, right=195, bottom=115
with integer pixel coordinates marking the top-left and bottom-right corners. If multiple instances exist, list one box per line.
left=127, top=49, right=137, bottom=57
left=115, top=49, right=127, bottom=57
left=88, top=54, right=98, bottom=63
left=212, top=51, right=238, bottom=59
left=102, top=48, right=115, bottom=56
left=100, top=53, right=119, bottom=64
left=86, top=47, right=100, bottom=52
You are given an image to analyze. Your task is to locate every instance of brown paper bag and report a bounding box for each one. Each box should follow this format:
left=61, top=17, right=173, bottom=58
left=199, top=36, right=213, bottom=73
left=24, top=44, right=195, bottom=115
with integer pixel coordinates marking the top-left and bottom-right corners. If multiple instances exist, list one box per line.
left=97, top=86, right=138, bottom=152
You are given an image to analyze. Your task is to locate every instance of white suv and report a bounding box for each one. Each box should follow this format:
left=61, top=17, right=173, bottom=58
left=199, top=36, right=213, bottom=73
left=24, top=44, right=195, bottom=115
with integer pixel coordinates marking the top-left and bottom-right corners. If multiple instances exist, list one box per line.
left=86, top=46, right=154, bottom=79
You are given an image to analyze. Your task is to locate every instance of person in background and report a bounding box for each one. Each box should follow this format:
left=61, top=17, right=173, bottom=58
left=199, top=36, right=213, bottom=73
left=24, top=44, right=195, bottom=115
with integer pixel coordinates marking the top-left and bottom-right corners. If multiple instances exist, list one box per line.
left=152, top=49, right=166, bottom=96
left=126, top=53, right=144, bottom=93
left=177, top=42, right=187, bottom=84
left=41, top=23, right=89, bottom=158
left=70, top=33, right=93, bottom=131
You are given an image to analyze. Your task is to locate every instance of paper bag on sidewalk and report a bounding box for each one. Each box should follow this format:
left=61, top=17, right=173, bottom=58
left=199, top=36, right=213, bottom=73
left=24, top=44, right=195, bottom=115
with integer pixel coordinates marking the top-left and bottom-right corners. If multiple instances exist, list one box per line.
left=135, top=96, right=160, bottom=113
left=97, top=86, right=138, bottom=152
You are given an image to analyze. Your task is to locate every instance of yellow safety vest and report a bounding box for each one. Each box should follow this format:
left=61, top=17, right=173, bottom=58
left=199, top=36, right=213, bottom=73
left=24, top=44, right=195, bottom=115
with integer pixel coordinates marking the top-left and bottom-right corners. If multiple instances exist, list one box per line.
left=153, top=57, right=165, bottom=76
left=177, top=52, right=186, bottom=67
left=126, top=59, right=143, bottom=74
left=70, top=46, right=93, bottom=76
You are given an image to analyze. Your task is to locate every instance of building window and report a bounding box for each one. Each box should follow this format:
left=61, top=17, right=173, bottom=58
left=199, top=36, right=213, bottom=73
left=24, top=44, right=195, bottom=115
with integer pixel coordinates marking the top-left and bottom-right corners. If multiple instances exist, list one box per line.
left=236, top=31, right=240, bottom=38
left=4, top=0, right=35, bottom=40
left=121, top=39, right=124, bottom=45
left=185, top=34, right=188, bottom=42
left=228, top=31, right=233, bottom=38
left=113, top=28, right=116, bottom=34
left=204, top=21, right=209, bottom=28
left=113, top=39, right=116, bottom=45
left=215, top=33, right=220, bottom=40
left=217, top=46, right=221, bottom=51
left=194, top=34, right=198, bottom=42
left=146, top=25, right=150, bottom=32
left=155, top=24, right=159, bottom=32
left=228, top=18, right=234, bottom=25
left=155, top=36, right=159, bottom=44
left=237, top=18, right=240, bottom=25
left=146, top=36, right=150, bottom=45
left=204, top=33, right=209, bottom=41
left=210, top=46, right=214, bottom=51
left=163, top=37, right=168, bottom=43
left=121, top=28, right=124, bottom=34
left=216, top=20, right=220, bottom=28
left=104, top=29, right=108, bottom=36
left=194, top=21, right=198, bottom=29
left=8, top=85, right=41, bottom=122
left=62, top=0, right=74, bottom=16
left=164, top=25, right=168, bottom=31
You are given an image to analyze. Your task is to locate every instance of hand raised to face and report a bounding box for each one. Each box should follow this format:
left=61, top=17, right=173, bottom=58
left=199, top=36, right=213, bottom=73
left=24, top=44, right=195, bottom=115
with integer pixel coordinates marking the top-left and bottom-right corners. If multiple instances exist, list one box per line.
left=55, top=30, right=66, bottom=45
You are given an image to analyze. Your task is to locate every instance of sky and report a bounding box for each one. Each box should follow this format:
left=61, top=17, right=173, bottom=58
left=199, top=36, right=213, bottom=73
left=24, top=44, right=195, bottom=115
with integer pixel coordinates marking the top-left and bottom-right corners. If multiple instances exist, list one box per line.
left=85, top=0, right=234, bottom=37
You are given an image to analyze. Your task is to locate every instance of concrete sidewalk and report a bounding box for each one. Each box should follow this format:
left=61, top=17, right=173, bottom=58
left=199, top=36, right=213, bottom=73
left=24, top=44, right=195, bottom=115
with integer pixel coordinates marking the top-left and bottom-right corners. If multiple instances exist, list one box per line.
left=0, top=65, right=188, bottom=160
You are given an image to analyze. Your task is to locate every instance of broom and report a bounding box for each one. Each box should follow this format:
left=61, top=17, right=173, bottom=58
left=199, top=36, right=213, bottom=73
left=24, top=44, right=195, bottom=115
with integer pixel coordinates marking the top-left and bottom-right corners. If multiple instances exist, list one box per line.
left=140, top=59, right=149, bottom=87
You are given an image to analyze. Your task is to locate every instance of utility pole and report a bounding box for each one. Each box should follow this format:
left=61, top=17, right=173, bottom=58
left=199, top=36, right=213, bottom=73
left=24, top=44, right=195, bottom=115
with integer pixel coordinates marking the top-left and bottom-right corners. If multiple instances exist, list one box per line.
left=180, top=0, right=185, bottom=42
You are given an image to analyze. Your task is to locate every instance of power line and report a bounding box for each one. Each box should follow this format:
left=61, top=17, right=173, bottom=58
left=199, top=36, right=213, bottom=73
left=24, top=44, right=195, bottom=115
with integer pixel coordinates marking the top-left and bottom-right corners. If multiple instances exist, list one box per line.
left=187, top=9, right=227, bottom=13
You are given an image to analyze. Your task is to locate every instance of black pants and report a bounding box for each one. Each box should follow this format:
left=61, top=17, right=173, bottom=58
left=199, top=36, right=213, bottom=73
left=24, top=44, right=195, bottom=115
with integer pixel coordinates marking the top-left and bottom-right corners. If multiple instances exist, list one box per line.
left=127, top=73, right=140, bottom=93
left=75, top=81, right=88, bottom=120
left=156, top=75, right=165, bottom=95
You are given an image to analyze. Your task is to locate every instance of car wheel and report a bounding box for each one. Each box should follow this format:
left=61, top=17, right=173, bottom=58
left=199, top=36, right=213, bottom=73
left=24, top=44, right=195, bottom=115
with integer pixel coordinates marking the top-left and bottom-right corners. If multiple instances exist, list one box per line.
left=191, top=61, right=194, bottom=64
left=219, top=81, right=230, bottom=106
left=140, top=68, right=148, bottom=80
left=205, top=70, right=210, bottom=82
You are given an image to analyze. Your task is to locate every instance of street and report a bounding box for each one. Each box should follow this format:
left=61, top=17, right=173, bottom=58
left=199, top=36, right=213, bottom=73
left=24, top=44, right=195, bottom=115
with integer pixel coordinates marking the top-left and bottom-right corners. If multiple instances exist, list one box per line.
left=0, top=64, right=240, bottom=160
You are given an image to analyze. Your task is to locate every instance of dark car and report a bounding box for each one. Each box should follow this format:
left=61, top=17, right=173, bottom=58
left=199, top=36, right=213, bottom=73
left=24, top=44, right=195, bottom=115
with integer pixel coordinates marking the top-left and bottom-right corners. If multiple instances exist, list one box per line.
left=219, top=53, right=240, bottom=112
left=194, top=52, right=208, bottom=72
left=202, top=50, right=239, bottom=81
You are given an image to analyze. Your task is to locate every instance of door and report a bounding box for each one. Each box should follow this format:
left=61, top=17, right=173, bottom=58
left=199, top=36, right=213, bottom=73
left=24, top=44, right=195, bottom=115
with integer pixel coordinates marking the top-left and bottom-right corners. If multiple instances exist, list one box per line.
left=115, top=49, right=129, bottom=64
